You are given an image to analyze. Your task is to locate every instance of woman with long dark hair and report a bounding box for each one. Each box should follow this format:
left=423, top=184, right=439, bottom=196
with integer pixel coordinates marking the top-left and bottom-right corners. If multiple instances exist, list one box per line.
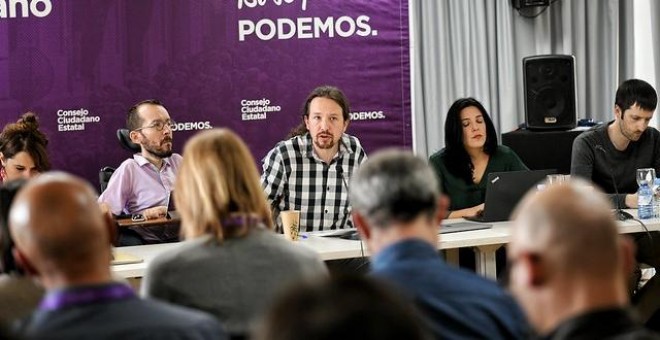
left=429, top=98, right=527, bottom=218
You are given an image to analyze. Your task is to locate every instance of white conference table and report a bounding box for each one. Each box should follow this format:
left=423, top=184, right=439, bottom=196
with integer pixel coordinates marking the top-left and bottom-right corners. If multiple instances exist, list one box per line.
left=111, top=210, right=660, bottom=280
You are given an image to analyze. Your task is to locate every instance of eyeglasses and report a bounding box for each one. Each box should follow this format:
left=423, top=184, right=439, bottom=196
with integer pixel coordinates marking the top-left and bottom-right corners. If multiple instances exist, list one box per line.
left=134, top=120, right=176, bottom=132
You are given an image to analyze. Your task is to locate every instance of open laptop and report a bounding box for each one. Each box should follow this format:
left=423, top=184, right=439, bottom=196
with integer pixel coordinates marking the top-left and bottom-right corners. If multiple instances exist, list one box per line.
left=465, top=169, right=556, bottom=223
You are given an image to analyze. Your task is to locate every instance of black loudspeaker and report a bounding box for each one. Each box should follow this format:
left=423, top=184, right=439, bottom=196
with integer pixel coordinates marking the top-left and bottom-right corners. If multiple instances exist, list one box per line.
left=523, top=55, right=577, bottom=130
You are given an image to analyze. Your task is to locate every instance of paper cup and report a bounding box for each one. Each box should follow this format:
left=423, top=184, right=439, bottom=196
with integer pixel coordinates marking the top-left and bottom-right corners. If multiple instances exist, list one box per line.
left=281, top=210, right=301, bottom=241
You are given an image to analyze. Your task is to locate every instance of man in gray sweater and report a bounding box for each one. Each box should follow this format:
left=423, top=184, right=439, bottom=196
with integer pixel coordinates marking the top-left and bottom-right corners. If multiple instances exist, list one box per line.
left=571, top=78, right=660, bottom=328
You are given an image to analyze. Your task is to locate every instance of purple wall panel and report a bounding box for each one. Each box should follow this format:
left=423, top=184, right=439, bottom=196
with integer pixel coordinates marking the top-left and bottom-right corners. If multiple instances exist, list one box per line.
left=0, top=0, right=410, bottom=189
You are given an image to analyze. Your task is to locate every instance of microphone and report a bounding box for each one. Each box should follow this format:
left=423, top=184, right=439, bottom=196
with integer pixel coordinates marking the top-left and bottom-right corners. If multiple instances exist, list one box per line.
left=595, top=145, right=633, bottom=221
left=337, top=163, right=350, bottom=192
left=333, top=163, right=353, bottom=231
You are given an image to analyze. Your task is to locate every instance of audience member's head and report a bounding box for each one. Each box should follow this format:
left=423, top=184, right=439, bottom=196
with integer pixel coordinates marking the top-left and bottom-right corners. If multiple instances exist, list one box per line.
left=9, top=172, right=113, bottom=289
left=175, top=128, right=273, bottom=241
left=127, top=99, right=174, bottom=159
left=350, top=149, right=447, bottom=254
left=254, top=275, right=430, bottom=340
left=0, top=179, right=26, bottom=274
left=287, top=85, right=350, bottom=139
left=0, top=112, right=50, bottom=181
left=509, top=180, right=634, bottom=335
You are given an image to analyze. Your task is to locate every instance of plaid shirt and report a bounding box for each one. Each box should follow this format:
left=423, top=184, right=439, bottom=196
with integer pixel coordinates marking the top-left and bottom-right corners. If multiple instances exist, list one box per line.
left=261, top=133, right=367, bottom=232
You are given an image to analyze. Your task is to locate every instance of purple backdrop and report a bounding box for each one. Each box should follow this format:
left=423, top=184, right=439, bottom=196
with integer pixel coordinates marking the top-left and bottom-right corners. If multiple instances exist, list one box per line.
left=0, top=0, right=411, bottom=190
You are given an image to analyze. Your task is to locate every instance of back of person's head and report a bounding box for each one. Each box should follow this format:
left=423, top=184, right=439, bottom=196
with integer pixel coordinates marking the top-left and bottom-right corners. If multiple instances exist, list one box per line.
left=287, top=85, right=350, bottom=139
left=254, top=275, right=430, bottom=340
left=126, top=99, right=166, bottom=131
left=509, top=180, right=631, bottom=332
left=615, top=78, right=657, bottom=113
left=0, top=112, right=50, bottom=175
left=0, top=322, right=17, bottom=340
left=9, top=172, right=112, bottom=285
left=175, top=128, right=273, bottom=241
left=443, top=97, right=498, bottom=182
left=350, top=149, right=439, bottom=228
left=511, top=180, right=622, bottom=279
left=0, top=179, right=26, bottom=274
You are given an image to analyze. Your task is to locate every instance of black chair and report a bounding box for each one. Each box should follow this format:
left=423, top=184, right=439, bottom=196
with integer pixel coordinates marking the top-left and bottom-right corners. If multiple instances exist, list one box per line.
left=116, top=129, right=141, bottom=153
left=99, top=129, right=139, bottom=193
left=99, top=166, right=116, bottom=193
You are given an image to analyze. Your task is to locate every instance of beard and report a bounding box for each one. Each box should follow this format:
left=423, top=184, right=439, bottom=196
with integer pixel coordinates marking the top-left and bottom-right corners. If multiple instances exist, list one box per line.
left=619, top=122, right=643, bottom=142
left=143, top=139, right=173, bottom=158
left=313, top=132, right=338, bottom=150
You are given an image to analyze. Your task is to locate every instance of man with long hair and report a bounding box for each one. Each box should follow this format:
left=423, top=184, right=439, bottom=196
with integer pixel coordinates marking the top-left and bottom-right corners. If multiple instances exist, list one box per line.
left=261, top=86, right=367, bottom=233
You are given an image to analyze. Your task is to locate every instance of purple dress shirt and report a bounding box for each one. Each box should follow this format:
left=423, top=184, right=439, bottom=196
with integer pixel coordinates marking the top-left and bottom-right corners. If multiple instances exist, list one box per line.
left=99, top=153, right=182, bottom=215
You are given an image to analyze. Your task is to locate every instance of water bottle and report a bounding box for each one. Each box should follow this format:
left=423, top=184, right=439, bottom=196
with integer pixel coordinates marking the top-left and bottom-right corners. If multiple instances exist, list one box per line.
left=638, top=182, right=654, bottom=219
left=654, top=178, right=660, bottom=218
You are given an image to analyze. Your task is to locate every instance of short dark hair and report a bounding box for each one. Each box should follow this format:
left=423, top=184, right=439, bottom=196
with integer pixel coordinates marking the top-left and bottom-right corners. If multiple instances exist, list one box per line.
left=350, top=149, right=439, bottom=228
left=0, top=179, right=26, bottom=274
left=287, top=85, right=350, bottom=139
left=615, top=79, right=657, bottom=116
left=254, top=275, right=430, bottom=340
left=443, top=97, right=498, bottom=183
left=126, top=99, right=166, bottom=131
left=0, top=112, right=50, bottom=173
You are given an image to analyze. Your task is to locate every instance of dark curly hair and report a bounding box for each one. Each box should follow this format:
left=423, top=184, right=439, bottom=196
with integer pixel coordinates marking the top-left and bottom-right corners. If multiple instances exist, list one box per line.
left=0, top=112, right=50, bottom=173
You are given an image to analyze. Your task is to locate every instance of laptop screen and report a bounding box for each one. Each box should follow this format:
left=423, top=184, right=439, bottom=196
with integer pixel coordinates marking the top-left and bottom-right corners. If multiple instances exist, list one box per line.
left=479, top=169, right=556, bottom=222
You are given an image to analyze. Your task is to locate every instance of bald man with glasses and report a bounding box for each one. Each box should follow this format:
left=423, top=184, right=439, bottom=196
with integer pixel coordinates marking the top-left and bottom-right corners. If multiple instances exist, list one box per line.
left=99, top=99, right=182, bottom=245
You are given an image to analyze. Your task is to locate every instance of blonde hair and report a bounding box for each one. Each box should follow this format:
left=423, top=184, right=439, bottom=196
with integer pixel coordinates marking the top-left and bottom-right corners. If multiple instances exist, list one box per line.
left=175, top=129, right=273, bottom=241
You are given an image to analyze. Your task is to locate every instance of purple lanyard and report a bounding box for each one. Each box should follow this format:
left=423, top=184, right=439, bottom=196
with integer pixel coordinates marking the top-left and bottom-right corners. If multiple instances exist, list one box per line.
left=222, top=214, right=262, bottom=228
left=39, top=283, right=135, bottom=311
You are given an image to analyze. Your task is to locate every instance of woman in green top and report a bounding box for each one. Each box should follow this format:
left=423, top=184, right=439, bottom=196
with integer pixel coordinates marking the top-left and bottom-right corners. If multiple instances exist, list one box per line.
left=429, top=98, right=528, bottom=219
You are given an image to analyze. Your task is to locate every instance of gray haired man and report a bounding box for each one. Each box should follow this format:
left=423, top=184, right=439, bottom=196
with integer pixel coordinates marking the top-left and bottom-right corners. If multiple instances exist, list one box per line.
left=350, top=149, right=529, bottom=339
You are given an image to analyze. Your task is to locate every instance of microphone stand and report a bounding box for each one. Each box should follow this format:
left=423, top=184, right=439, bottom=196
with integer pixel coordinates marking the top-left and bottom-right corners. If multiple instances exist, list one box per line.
left=334, top=163, right=352, bottom=230
left=595, top=145, right=633, bottom=221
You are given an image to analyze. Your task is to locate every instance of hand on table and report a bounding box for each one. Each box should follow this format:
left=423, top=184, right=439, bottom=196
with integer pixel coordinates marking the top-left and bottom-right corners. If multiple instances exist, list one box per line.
left=447, top=203, right=485, bottom=219
left=143, top=206, right=168, bottom=220
left=470, top=203, right=485, bottom=217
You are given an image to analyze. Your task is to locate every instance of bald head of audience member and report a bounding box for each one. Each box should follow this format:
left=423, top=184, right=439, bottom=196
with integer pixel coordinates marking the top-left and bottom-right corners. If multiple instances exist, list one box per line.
left=9, top=172, right=113, bottom=289
left=508, top=180, right=634, bottom=335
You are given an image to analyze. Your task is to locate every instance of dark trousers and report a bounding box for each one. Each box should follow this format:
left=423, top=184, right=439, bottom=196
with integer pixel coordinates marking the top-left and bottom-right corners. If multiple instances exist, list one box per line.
left=117, top=229, right=146, bottom=246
